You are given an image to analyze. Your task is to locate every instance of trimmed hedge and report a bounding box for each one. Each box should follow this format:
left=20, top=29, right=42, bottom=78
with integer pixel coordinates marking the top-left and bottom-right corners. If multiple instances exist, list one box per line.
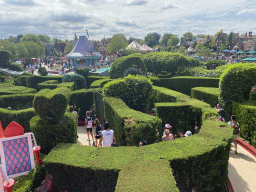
left=232, top=101, right=256, bottom=147
left=149, top=76, right=219, bottom=96
left=43, top=119, right=232, bottom=191
left=103, top=75, right=153, bottom=111
left=191, top=87, right=220, bottom=107
left=219, top=63, right=256, bottom=119
left=0, top=85, right=36, bottom=95
left=104, top=96, right=162, bottom=146
left=38, top=67, right=48, bottom=76
left=37, top=81, right=75, bottom=91
left=110, top=56, right=146, bottom=79
left=30, top=112, right=77, bottom=154
left=0, top=93, right=35, bottom=110
left=90, top=78, right=113, bottom=88
left=0, top=107, right=36, bottom=132
left=69, top=89, right=94, bottom=119
left=142, top=52, right=201, bottom=76
left=62, top=73, right=86, bottom=90
left=0, top=50, right=10, bottom=64
left=76, top=67, right=91, bottom=78
left=33, top=88, right=71, bottom=124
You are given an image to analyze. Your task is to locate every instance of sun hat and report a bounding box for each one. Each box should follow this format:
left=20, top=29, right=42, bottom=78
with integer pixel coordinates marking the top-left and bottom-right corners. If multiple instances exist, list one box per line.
left=184, top=131, right=192, bottom=137
left=165, top=124, right=172, bottom=129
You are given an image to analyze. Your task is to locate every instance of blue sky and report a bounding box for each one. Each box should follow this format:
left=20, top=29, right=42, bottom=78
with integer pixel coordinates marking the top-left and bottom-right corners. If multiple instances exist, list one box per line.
left=0, top=0, right=256, bottom=41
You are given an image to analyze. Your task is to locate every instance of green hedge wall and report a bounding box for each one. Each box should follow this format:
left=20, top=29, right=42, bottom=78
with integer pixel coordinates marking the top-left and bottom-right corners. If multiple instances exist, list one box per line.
left=30, top=112, right=77, bottom=154
left=0, top=107, right=36, bottom=132
left=110, top=56, right=146, bottom=79
left=37, top=81, right=75, bottom=91
left=0, top=50, right=10, bottom=64
left=0, top=85, right=36, bottom=95
left=69, top=89, right=94, bottom=119
left=90, top=78, right=113, bottom=88
left=191, top=87, right=220, bottom=107
left=104, top=96, right=162, bottom=146
left=76, top=67, right=91, bottom=78
left=149, top=76, right=219, bottom=96
left=155, top=100, right=216, bottom=136
left=219, top=63, right=256, bottom=119
left=232, top=101, right=256, bottom=147
left=43, top=119, right=232, bottom=192
left=0, top=93, right=35, bottom=110
left=142, top=52, right=201, bottom=76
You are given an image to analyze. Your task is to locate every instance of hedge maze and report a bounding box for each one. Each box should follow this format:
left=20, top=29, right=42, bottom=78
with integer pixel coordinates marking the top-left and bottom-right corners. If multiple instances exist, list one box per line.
left=3, top=54, right=256, bottom=191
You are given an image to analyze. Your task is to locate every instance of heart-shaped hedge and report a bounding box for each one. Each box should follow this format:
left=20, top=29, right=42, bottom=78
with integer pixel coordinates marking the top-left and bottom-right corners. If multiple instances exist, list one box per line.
left=33, top=88, right=71, bottom=123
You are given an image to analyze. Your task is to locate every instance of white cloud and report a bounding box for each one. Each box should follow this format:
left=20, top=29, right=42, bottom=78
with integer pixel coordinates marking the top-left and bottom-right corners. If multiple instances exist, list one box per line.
left=236, top=9, right=256, bottom=15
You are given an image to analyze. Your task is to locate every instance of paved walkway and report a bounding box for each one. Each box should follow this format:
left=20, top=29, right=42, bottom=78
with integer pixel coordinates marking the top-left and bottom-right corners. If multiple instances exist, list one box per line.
left=77, top=126, right=96, bottom=146
left=228, top=142, right=256, bottom=192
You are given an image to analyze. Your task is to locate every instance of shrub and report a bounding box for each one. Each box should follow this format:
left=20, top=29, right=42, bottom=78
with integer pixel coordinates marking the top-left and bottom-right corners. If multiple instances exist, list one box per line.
left=124, top=67, right=144, bottom=76
left=149, top=76, right=219, bottom=96
left=0, top=93, right=35, bottom=110
left=43, top=119, right=232, bottom=191
left=232, top=101, right=256, bottom=148
left=0, top=107, right=36, bottom=132
left=76, top=67, right=91, bottom=78
left=90, top=78, right=113, bottom=88
left=103, top=75, right=153, bottom=111
left=30, top=112, right=77, bottom=154
left=0, top=50, right=11, bottom=65
left=110, top=56, right=146, bottom=79
left=38, top=67, right=48, bottom=76
left=104, top=96, right=161, bottom=146
left=0, top=85, right=36, bottom=95
left=219, top=63, right=256, bottom=119
left=62, top=73, right=86, bottom=90
left=191, top=87, right=219, bottom=107
left=33, top=88, right=71, bottom=124
left=143, top=52, right=201, bottom=76
left=69, top=89, right=94, bottom=119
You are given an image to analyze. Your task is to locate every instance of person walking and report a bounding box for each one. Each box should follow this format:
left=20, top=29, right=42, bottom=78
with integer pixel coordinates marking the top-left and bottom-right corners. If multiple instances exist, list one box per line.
left=85, top=111, right=94, bottom=142
left=228, top=115, right=240, bottom=154
left=95, top=118, right=102, bottom=147
left=102, top=122, right=115, bottom=147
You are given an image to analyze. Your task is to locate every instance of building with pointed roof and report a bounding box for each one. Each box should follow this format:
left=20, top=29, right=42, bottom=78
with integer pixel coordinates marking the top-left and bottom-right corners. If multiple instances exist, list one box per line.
left=127, top=40, right=155, bottom=53
left=66, top=35, right=102, bottom=69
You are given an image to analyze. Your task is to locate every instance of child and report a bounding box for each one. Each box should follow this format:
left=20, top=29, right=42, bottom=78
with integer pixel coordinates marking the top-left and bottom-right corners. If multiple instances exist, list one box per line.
left=228, top=115, right=240, bottom=154
left=85, top=111, right=94, bottom=141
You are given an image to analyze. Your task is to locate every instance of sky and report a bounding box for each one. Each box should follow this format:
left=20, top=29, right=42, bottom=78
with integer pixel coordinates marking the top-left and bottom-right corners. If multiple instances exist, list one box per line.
left=0, top=0, right=256, bottom=41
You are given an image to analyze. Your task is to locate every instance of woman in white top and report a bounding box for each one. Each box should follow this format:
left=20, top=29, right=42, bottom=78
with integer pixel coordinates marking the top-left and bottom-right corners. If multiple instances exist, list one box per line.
left=102, top=122, right=115, bottom=147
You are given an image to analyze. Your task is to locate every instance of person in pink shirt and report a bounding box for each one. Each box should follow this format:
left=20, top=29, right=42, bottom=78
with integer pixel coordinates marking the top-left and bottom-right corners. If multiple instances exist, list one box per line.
left=162, top=130, right=174, bottom=141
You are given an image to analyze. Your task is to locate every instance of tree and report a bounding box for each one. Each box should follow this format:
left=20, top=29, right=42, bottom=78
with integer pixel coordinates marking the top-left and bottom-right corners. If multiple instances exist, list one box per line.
left=105, top=34, right=128, bottom=54
left=160, top=34, right=173, bottom=47
left=23, top=41, right=42, bottom=58
left=182, top=32, right=193, bottom=42
left=152, top=32, right=161, bottom=45
left=178, top=46, right=187, bottom=55
left=20, top=34, right=45, bottom=57
left=144, top=33, right=157, bottom=47
left=196, top=43, right=210, bottom=58
left=225, top=32, right=235, bottom=50
left=38, top=35, right=51, bottom=43
left=214, top=29, right=224, bottom=37
left=64, top=43, right=73, bottom=55
left=17, top=43, right=29, bottom=59
left=15, top=35, right=23, bottom=43
left=167, top=35, right=179, bottom=47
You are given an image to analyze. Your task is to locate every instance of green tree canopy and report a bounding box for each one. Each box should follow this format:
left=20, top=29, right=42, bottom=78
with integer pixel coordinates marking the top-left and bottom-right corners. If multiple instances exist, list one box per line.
left=178, top=46, right=187, bottom=55
left=64, top=43, right=73, bottom=55
left=225, top=32, right=235, bottom=50
left=105, top=34, right=128, bottom=54
left=214, top=29, right=224, bottom=37
left=38, top=35, right=51, bottom=43
left=20, top=34, right=45, bottom=57
left=17, top=43, right=29, bottom=59
left=182, top=32, right=193, bottom=42
left=23, top=41, right=42, bottom=58
left=152, top=32, right=161, bottom=45
left=144, top=33, right=157, bottom=47
left=167, top=35, right=179, bottom=47
left=160, top=34, right=173, bottom=47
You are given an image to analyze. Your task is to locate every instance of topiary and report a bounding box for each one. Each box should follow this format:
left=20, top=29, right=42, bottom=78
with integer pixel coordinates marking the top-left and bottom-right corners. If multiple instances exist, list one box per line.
left=124, top=67, right=144, bottom=76
left=38, top=67, right=48, bottom=76
left=109, top=56, right=146, bottom=79
left=62, top=73, right=86, bottom=90
left=103, top=75, right=153, bottom=111
left=219, top=63, right=256, bottom=119
left=76, top=67, right=91, bottom=78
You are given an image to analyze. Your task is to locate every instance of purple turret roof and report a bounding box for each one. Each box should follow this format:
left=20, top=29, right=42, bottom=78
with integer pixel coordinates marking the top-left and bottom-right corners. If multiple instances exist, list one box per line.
left=66, top=36, right=94, bottom=57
